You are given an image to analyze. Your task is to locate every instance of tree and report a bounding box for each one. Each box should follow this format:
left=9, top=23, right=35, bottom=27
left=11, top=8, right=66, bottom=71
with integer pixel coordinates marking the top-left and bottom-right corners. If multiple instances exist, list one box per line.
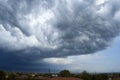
left=95, top=74, right=108, bottom=80
left=43, top=73, right=52, bottom=78
left=59, top=70, right=71, bottom=77
left=81, top=71, right=92, bottom=80
left=0, top=70, right=6, bottom=80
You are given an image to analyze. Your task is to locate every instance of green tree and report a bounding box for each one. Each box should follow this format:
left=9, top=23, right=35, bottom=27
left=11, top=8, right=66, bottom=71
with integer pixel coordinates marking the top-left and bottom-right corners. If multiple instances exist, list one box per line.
left=81, top=71, right=92, bottom=80
left=59, top=70, right=71, bottom=77
left=95, top=74, right=108, bottom=80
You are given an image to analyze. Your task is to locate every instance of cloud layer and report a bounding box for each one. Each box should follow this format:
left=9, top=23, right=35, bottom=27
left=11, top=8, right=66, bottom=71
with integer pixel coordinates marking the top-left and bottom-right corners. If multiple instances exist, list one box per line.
left=0, top=0, right=120, bottom=71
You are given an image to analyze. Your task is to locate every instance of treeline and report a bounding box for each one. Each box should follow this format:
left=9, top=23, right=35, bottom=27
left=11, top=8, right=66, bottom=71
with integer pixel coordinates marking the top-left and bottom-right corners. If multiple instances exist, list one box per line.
left=0, top=70, right=109, bottom=80
left=58, top=70, right=108, bottom=80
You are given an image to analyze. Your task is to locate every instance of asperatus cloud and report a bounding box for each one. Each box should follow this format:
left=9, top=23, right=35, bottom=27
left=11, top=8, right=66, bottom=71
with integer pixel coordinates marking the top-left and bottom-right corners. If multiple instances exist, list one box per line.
left=0, top=0, right=120, bottom=72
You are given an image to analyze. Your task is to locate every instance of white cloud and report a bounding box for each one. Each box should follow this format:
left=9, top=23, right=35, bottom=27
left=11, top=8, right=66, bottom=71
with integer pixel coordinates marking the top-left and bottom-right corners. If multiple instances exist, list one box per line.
left=114, top=11, right=120, bottom=22
left=43, top=57, right=73, bottom=65
left=66, top=53, right=108, bottom=72
left=43, top=53, right=107, bottom=72
left=96, top=0, right=107, bottom=5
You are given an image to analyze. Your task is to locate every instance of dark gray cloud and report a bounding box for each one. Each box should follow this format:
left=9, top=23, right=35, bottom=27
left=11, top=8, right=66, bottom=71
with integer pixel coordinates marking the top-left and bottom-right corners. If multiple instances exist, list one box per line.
left=0, top=0, right=120, bottom=71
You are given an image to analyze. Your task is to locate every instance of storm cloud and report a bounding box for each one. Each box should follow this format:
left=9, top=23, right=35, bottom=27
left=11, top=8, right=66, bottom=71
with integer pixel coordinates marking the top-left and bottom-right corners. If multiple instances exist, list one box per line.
left=0, top=0, right=120, bottom=71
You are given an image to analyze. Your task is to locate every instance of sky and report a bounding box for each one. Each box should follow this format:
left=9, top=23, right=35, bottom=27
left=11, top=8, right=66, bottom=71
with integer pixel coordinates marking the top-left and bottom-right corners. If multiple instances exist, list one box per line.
left=0, top=0, right=120, bottom=73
